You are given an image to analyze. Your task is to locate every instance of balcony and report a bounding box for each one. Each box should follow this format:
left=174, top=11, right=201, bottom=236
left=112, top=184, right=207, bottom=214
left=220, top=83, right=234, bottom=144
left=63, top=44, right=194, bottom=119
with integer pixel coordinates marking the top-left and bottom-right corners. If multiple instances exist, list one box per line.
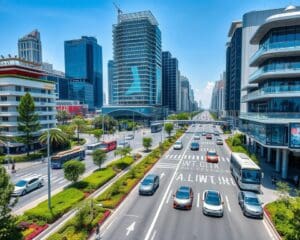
left=240, top=112, right=300, bottom=124
left=249, top=67, right=300, bottom=84
left=0, top=119, right=57, bottom=127
left=0, top=111, right=57, bottom=117
left=241, top=86, right=300, bottom=102
left=250, top=41, right=300, bottom=67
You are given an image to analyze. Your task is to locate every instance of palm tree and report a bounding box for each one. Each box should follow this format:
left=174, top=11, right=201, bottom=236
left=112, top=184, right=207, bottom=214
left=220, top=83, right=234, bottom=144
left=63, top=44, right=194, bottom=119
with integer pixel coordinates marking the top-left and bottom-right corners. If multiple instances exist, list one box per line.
left=114, top=146, right=132, bottom=160
left=39, top=128, right=69, bottom=153
left=56, top=110, right=70, bottom=125
left=72, top=116, right=86, bottom=142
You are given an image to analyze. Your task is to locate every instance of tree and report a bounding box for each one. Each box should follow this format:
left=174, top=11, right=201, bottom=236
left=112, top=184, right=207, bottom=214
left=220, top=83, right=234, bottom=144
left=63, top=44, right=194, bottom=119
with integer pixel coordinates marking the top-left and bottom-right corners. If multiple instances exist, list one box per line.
left=0, top=166, right=22, bottom=240
left=92, top=149, right=107, bottom=169
left=72, top=116, right=86, bottom=143
left=114, top=146, right=132, bottom=159
left=276, top=181, right=291, bottom=202
left=63, top=160, right=85, bottom=183
left=56, top=110, right=70, bottom=125
left=39, top=129, right=69, bottom=153
left=143, top=137, right=153, bottom=152
left=17, top=92, right=40, bottom=156
left=93, top=129, right=103, bottom=142
left=164, top=123, right=174, bottom=137
left=93, top=115, right=117, bottom=131
left=58, top=124, right=76, bottom=140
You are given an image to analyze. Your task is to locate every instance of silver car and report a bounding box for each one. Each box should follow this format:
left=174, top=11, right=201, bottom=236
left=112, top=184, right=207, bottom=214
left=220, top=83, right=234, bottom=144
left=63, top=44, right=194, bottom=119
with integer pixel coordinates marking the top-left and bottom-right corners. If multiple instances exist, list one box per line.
left=12, top=175, right=44, bottom=196
left=238, top=191, right=263, bottom=219
left=173, top=186, right=194, bottom=210
left=139, top=174, right=159, bottom=195
left=117, top=141, right=130, bottom=148
left=125, top=134, right=134, bottom=140
left=202, top=190, right=224, bottom=217
left=173, top=140, right=183, bottom=150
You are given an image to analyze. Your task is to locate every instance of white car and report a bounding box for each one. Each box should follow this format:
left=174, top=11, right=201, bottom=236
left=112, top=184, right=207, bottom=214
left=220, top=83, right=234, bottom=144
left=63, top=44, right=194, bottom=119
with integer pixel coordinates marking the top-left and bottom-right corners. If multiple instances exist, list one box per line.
left=125, top=134, right=134, bottom=140
left=12, top=175, right=44, bottom=196
left=202, top=190, right=224, bottom=217
left=194, top=134, right=201, bottom=140
left=117, top=141, right=130, bottom=148
left=173, top=140, right=183, bottom=150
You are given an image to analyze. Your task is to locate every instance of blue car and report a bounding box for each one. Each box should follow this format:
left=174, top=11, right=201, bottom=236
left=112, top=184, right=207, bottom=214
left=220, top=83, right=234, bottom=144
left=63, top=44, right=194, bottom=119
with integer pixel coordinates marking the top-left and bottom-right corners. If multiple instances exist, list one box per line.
left=190, top=142, right=199, bottom=151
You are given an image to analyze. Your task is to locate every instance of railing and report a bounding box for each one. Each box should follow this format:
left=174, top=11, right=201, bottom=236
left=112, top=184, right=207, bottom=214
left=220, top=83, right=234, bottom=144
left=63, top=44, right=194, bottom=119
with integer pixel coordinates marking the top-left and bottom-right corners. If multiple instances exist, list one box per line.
left=250, top=41, right=300, bottom=64
left=240, top=112, right=300, bottom=120
left=249, top=67, right=300, bottom=83
left=242, top=86, right=300, bottom=102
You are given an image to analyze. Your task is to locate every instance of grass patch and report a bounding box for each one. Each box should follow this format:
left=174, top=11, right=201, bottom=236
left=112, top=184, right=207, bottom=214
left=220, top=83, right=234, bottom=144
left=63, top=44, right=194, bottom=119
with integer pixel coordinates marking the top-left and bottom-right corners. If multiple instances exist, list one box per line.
left=266, top=197, right=300, bottom=240
left=23, top=188, right=85, bottom=223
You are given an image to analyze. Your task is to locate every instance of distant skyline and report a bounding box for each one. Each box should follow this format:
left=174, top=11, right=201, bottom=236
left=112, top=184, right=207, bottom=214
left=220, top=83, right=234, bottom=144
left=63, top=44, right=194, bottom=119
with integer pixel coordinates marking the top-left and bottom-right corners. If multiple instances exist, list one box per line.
left=0, top=0, right=298, bottom=107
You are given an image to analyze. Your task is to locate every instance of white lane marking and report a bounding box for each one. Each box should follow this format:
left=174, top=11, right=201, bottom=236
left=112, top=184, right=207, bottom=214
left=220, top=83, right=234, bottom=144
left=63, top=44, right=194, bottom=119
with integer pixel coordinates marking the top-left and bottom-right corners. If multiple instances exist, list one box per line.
left=188, top=155, right=191, bottom=159
left=169, top=155, right=173, bottom=159
left=226, top=157, right=230, bottom=162
left=165, top=155, right=170, bottom=159
left=225, top=195, right=231, bottom=212
left=184, top=155, right=187, bottom=159
left=160, top=172, right=165, bottom=179
left=221, top=157, right=225, bottom=162
left=145, top=135, right=194, bottom=240
left=165, top=189, right=173, bottom=204
left=262, top=219, right=275, bottom=240
left=197, top=193, right=200, bottom=208
left=178, top=155, right=181, bottom=158
left=174, top=155, right=177, bottom=159
left=192, top=155, right=195, bottom=160
left=150, top=230, right=157, bottom=240
left=201, top=156, right=204, bottom=161
left=126, top=221, right=135, bottom=236
left=196, top=156, right=199, bottom=160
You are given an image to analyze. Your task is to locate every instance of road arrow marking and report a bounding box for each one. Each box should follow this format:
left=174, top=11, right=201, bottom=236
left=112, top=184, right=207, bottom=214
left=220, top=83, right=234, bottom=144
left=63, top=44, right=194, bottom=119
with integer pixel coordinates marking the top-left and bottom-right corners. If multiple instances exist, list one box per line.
left=160, top=172, right=165, bottom=179
left=126, top=221, right=136, bottom=236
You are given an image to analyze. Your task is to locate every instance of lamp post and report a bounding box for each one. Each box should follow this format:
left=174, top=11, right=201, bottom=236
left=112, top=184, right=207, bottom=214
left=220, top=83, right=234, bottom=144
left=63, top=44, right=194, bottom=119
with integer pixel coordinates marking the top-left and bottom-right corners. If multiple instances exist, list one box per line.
left=46, top=128, right=51, bottom=210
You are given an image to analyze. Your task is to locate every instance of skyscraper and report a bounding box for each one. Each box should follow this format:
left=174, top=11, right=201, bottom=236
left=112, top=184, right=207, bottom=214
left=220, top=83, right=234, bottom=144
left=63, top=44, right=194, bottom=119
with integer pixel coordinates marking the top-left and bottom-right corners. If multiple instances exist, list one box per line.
left=103, top=10, right=164, bottom=120
left=162, top=51, right=180, bottom=113
left=18, top=30, right=42, bottom=64
left=180, top=76, right=190, bottom=112
left=225, top=21, right=242, bottom=128
left=107, top=60, right=114, bottom=105
left=64, top=36, right=103, bottom=109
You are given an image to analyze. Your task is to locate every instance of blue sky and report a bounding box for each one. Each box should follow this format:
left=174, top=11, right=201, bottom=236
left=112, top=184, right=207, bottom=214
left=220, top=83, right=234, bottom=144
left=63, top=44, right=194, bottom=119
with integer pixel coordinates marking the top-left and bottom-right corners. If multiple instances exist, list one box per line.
left=0, top=0, right=298, bottom=107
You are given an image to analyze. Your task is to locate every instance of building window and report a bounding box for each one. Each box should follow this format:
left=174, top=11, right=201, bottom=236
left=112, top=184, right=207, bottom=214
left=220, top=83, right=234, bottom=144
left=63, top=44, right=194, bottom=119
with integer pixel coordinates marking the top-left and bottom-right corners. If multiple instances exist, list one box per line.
left=2, top=117, right=8, bottom=122
left=2, top=107, right=8, bottom=112
left=1, top=96, right=7, bottom=101
left=15, top=86, right=21, bottom=91
left=16, top=96, right=21, bottom=101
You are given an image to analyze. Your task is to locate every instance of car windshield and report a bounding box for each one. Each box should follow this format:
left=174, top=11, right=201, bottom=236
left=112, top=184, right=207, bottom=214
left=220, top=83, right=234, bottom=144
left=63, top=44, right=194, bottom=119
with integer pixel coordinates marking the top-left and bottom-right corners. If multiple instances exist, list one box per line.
left=191, top=143, right=198, bottom=146
left=176, top=190, right=190, bottom=199
left=242, top=169, right=261, bottom=184
left=245, top=196, right=260, bottom=206
left=208, top=151, right=217, bottom=156
left=142, top=179, right=153, bottom=185
left=15, top=180, right=27, bottom=187
left=99, top=143, right=107, bottom=148
left=205, top=193, right=221, bottom=205
left=175, top=141, right=181, bottom=144
left=217, top=138, right=222, bottom=141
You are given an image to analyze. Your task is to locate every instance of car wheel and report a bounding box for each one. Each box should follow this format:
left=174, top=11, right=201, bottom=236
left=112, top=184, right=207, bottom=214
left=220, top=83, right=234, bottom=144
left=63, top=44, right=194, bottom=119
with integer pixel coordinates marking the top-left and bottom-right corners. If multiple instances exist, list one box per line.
left=22, top=190, right=27, bottom=196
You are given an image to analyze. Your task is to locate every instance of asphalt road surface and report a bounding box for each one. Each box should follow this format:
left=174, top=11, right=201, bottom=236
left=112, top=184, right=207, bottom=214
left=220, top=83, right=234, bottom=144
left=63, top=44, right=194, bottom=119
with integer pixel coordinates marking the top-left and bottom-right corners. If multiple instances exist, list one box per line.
left=97, top=112, right=273, bottom=240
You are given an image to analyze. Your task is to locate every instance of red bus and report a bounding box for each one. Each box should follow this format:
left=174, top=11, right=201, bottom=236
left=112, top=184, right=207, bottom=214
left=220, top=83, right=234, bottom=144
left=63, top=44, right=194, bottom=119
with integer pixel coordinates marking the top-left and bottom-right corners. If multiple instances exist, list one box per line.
left=98, top=140, right=117, bottom=152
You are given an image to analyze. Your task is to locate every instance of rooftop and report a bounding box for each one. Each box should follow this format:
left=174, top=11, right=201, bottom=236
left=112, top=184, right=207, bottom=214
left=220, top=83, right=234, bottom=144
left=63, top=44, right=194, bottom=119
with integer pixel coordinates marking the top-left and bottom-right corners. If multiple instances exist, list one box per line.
left=118, top=11, right=158, bottom=25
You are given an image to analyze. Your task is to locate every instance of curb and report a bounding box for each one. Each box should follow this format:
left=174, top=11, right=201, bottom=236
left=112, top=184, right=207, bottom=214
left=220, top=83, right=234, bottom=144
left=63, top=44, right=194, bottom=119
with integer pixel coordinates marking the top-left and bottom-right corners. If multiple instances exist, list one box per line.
left=263, top=208, right=282, bottom=240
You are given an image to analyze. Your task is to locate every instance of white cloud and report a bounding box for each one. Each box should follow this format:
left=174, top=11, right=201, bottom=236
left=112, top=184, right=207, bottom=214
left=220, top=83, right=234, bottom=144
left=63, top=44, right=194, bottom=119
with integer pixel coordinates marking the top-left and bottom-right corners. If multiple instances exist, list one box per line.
left=194, top=81, right=215, bottom=109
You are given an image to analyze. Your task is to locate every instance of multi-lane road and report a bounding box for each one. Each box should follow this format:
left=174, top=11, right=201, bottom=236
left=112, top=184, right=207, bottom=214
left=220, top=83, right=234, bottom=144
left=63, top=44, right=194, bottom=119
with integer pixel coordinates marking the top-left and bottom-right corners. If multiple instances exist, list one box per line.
left=10, top=127, right=166, bottom=214
left=96, top=111, right=274, bottom=240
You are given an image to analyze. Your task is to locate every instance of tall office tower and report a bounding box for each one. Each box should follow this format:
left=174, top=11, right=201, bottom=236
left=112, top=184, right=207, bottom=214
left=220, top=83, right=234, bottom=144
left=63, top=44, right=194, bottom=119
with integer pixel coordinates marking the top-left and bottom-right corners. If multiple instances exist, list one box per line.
left=107, top=60, right=114, bottom=105
left=239, top=6, right=300, bottom=179
left=18, top=30, right=42, bottom=64
left=102, top=11, right=163, bottom=120
left=210, top=77, right=225, bottom=117
left=226, top=21, right=242, bottom=128
left=64, top=36, right=103, bottom=109
left=162, top=51, right=180, bottom=113
left=180, top=76, right=191, bottom=112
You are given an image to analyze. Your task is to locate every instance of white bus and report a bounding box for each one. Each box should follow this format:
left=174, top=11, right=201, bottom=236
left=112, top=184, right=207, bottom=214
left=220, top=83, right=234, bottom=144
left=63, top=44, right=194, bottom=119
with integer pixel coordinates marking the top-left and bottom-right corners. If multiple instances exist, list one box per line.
left=86, top=142, right=103, bottom=154
left=230, top=152, right=262, bottom=192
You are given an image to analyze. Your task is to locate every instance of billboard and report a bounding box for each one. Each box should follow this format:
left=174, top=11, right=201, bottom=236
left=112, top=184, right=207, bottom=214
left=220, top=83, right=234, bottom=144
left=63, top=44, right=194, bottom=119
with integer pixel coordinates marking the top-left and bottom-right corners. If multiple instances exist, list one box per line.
left=289, top=123, right=300, bottom=149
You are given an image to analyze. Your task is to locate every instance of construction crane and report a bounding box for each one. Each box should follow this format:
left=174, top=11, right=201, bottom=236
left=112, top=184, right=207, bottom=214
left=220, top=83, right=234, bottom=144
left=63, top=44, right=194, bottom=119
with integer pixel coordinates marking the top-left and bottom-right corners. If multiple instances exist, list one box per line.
left=113, top=2, right=123, bottom=22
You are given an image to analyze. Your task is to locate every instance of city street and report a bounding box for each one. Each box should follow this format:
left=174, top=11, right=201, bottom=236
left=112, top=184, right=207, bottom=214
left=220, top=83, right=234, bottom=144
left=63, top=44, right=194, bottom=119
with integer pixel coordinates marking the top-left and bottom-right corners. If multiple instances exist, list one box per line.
left=95, top=112, right=274, bottom=240
left=10, top=127, right=166, bottom=214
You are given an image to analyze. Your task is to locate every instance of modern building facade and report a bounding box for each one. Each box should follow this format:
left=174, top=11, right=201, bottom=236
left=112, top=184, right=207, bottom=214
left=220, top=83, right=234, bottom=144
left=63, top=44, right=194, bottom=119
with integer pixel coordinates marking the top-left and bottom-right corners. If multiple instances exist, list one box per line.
left=103, top=10, right=164, bottom=120
left=18, top=30, right=42, bottom=65
left=210, top=76, right=225, bottom=117
left=68, top=79, right=94, bottom=109
left=239, top=6, right=300, bottom=179
left=64, top=36, right=103, bottom=109
left=0, top=58, right=56, bottom=153
left=180, top=76, right=191, bottom=112
left=56, top=100, right=88, bottom=116
left=107, top=60, right=114, bottom=105
left=162, top=51, right=180, bottom=113
left=226, top=21, right=242, bottom=128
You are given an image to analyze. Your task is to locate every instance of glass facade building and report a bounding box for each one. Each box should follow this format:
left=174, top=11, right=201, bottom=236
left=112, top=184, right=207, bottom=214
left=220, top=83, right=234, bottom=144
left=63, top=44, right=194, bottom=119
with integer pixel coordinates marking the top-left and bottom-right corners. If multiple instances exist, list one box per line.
left=64, top=36, right=103, bottom=109
left=68, top=79, right=94, bottom=109
left=112, top=11, right=162, bottom=106
left=225, top=21, right=242, bottom=127
left=107, top=60, right=114, bottom=105
left=162, top=51, right=179, bottom=113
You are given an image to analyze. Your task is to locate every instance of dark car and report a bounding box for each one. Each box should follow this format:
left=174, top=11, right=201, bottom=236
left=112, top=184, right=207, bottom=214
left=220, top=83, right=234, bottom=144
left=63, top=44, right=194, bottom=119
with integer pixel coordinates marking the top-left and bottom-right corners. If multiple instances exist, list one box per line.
left=173, top=186, right=194, bottom=210
left=190, top=142, right=199, bottom=151
left=206, top=134, right=213, bottom=139
left=139, top=174, right=159, bottom=195
left=238, top=191, right=263, bottom=219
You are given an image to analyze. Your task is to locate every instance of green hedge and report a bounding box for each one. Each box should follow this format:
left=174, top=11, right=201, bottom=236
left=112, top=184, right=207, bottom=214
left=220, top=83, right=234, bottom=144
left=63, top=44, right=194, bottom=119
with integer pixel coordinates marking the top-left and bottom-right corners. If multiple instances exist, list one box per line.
left=108, top=156, right=134, bottom=171
left=23, top=188, right=85, bottom=223
left=0, top=152, right=44, bottom=164
left=266, top=198, right=300, bottom=240
left=226, top=134, right=259, bottom=165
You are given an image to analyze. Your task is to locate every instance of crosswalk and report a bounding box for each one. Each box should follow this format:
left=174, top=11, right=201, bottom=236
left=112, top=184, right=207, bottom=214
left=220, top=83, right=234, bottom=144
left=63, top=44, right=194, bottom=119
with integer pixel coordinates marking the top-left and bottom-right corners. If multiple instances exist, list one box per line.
left=164, top=154, right=230, bottom=162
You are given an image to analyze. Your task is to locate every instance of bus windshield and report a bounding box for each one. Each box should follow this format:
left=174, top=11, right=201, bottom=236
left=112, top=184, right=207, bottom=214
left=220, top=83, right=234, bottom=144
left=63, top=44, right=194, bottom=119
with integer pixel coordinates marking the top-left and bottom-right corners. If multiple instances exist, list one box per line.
left=242, top=169, right=261, bottom=184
